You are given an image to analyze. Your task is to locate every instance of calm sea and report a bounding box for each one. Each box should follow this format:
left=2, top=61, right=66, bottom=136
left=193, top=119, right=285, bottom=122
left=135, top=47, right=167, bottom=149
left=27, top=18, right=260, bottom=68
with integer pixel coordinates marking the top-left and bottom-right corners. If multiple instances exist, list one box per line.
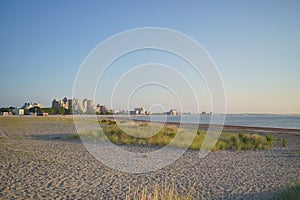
left=131, top=114, right=300, bottom=130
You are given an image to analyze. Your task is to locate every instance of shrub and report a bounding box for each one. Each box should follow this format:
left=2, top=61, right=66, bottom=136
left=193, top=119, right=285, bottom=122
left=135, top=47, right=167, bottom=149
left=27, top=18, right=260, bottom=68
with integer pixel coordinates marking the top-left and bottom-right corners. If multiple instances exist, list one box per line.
left=266, top=134, right=274, bottom=145
left=282, top=138, right=288, bottom=148
left=239, top=133, right=246, bottom=142
left=213, top=133, right=273, bottom=151
left=235, top=142, right=242, bottom=151
left=163, top=127, right=177, bottom=137
left=99, top=119, right=116, bottom=125
left=65, top=134, right=80, bottom=140
left=110, top=134, right=119, bottom=144
left=83, top=121, right=275, bottom=151
left=273, top=181, right=300, bottom=200
left=217, top=141, right=227, bottom=150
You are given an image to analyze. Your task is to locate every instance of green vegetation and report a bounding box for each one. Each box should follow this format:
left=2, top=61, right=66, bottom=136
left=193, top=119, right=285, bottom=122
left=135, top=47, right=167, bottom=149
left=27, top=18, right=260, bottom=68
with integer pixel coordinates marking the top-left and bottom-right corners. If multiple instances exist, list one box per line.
left=0, top=107, right=14, bottom=113
left=96, top=111, right=112, bottom=115
left=65, top=134, right=80, bottom=140
left=282, top=138, right=288, bottom=148
left=212, top=132, right=275, bottom=151
left=98, top=119, right=117, bottom=125
left=68, top=119, right=278, bottom=151
left=272, top=181, right=300, bottom=200
left=27, top=107, right=72, bottom=115
left=266, top=134, right=274, bottom=145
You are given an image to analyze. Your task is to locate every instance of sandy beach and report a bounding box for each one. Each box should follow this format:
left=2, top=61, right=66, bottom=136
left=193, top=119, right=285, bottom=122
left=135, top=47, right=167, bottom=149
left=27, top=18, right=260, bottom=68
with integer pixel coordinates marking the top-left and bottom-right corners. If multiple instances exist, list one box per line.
left=0, top=116, right=299, bottom=199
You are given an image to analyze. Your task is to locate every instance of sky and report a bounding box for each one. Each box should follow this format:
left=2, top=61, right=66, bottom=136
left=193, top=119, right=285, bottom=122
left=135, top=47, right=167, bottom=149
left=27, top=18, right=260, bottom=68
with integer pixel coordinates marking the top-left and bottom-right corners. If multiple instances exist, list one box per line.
left=0, top=0, right=299, bottom=114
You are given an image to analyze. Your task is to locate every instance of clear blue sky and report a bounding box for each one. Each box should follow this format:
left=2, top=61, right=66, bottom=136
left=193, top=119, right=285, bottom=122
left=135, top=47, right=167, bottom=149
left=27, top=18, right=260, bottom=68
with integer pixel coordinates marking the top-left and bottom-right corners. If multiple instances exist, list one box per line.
left=0, top=0, right=299, bottom=113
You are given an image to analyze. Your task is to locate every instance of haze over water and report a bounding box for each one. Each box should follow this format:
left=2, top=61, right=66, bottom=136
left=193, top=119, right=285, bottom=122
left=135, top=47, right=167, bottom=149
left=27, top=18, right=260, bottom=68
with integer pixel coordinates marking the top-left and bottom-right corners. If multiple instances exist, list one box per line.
left=132, top=114, right=300, bottom=129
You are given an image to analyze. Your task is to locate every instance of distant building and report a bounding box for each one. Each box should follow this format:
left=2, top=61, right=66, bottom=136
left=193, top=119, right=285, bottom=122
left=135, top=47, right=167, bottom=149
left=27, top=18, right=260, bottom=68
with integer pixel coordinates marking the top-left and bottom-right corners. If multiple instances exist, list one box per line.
left=95, top=104, right=100, bottom=113
left=52, top=97, right=69, bottom=109
left=167, top=109, right=178, bottom=116
left=52, top=99, right=60, bottom=108
left=200, top=111, right=212, bottom=115
left=134, top=107, right=146, bottom=115
left=51, top=97, right=100, bottom=114
left=129, top=107, right=148, bottom=115
left=86, top=99, right=95, bottom=112
left=68, top=99, right=73, bottom=111
left=37, top=112, right=48, bottom=116
left=130, top=110, right=139, bottom=115
left=22, top=102, right=44, bottom=109
left=2, top=112, right=12, bottom=116
left=82, top=99, right=88, bottom=113
left=111, top=109, right=122, bottom=114
left=99, top=105, right=109, bottom=114
left=12, top=108, right=24, bottom=115
left=66, top=98, right=83, bottom=113
left=62, top=97, right=68, bottom=109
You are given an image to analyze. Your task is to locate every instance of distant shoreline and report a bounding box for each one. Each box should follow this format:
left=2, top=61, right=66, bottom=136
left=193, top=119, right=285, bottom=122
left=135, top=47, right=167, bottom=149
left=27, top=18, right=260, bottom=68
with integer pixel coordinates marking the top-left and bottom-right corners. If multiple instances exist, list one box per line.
left=135, top=119, right=300, bottom=134
left=2, top=115, right=300, bottom=134
left=103, top=115, right=300, bottom=134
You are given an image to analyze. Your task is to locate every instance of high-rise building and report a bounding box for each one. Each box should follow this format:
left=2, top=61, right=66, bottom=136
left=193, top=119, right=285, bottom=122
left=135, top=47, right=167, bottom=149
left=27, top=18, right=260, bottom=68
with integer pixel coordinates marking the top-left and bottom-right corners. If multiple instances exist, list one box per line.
left=52, top=99, right=60, bottom=108
left=99, top=105, right=108, bottom=114
left=52, top=97, right=99, bottom=114
left=82, top=99, right=88, bottom=113
left=52, top=97, right=69, bottom=109
left=68, top=99, right=73, bottom=111
left=87, top=100, right=95, bottom=112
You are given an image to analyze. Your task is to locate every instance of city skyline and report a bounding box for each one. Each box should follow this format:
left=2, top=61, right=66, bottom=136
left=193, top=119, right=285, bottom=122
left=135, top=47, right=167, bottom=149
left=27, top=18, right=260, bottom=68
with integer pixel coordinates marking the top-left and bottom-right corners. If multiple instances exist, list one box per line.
left=0, top=1, right=299, bottom=114
left=11, top=97, right=190, bottom=115
left=2, top=96, right=187, bottom=116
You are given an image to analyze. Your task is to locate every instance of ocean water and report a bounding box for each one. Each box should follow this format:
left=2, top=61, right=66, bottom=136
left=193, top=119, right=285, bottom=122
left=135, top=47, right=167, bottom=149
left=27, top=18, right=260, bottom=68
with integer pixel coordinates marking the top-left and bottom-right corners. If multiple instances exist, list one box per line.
left=131, top=114, right=300, bottom=129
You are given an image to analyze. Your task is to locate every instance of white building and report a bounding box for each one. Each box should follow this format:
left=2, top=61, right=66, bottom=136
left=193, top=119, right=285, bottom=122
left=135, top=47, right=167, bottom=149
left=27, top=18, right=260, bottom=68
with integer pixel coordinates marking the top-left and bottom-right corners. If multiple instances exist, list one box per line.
left=167, top=109, right=178, bottom=116
left=22, top=102, right=44, bottom=109
left=14, top=109, right=24, bottom=115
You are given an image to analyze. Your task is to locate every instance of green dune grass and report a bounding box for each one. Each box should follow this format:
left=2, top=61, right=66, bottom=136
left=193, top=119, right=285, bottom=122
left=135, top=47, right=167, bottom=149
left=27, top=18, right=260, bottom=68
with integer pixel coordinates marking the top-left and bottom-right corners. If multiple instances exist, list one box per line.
left=71, top=119, right=278, bottom=151
left=272, top=181, right=300, bottom=200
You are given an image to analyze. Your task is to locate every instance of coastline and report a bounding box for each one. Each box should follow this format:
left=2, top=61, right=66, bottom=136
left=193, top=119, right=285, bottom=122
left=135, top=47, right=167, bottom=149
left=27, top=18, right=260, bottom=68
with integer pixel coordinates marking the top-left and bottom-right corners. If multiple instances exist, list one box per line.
left=104, top=115, right=300, bottom=134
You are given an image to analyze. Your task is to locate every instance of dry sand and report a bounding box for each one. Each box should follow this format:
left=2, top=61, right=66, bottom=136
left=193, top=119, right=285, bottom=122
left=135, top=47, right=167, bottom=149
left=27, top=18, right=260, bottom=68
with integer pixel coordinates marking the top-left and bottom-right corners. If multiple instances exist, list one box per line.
left=0, top=116, right=299, bottom=199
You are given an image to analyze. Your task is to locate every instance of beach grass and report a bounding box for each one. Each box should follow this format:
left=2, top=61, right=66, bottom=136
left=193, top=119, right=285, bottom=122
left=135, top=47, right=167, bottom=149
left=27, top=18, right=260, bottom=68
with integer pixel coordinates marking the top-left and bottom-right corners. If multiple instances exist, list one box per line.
left=282, top=138, right=288, bottom=148
left=0, top=117, right=281, bottom=151
left=272, top=181, right=300, bottom=200
left=70, top=119, right=277, bottom=151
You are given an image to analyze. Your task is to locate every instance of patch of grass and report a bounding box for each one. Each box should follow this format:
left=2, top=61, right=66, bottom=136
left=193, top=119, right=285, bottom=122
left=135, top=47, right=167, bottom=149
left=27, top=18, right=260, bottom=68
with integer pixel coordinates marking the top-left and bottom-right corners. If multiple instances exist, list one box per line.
left=282, top=138, right=288, bottom=148
left=211, top=132, right=274, bottom=151
left=79, top=121, right=278, bottom=151
left=98, top=119, right=116, bottom=125
left=65, top=134, right=80, bottom=140
left=272, top=181, right=300, bottom=200
left=266, top=134, right=274, bottom=145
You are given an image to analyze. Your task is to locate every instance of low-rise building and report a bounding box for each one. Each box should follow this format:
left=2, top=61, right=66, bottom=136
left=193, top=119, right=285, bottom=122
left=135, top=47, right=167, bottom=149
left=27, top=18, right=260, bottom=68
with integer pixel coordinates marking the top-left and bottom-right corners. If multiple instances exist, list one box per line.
left=167, top=109, right=178, bottom=116
left=52, top=97, right=69, bottom=109
left=99, top=105, right=109, bottom=114
left=37, top=112, right=48, bottom=116
left=22, top=102, right=44, bottom=109
left=2, top=112, right=12, bottom=116
left=130, top=110, right=139, bottom=115
left=12, top=108, right=24, bottom=115
left=134, top=107, right=146, bottom=115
